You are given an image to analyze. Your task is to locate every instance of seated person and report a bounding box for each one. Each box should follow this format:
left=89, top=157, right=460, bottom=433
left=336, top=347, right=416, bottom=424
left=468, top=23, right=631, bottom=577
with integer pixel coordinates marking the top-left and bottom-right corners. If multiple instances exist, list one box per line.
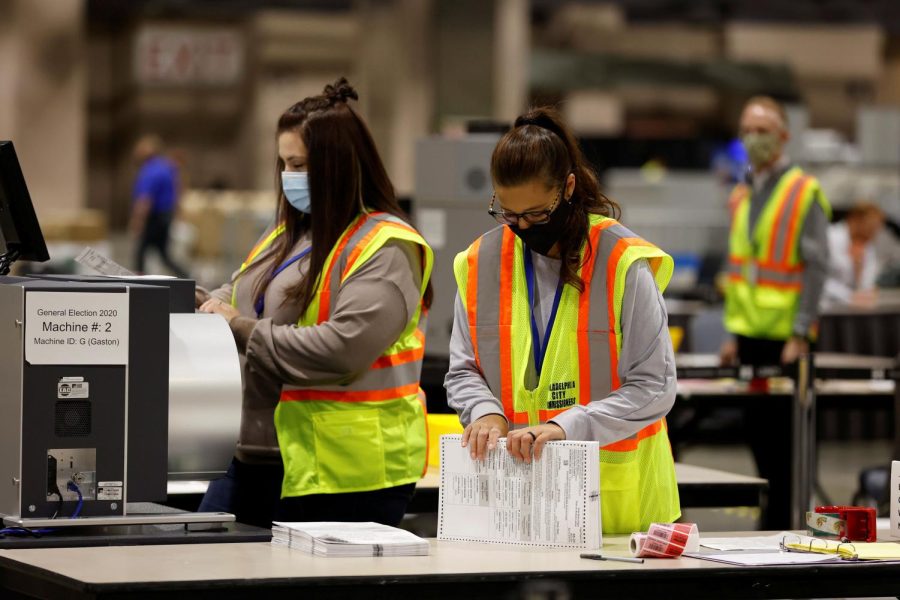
left=822, top=202, right=885, bottom=309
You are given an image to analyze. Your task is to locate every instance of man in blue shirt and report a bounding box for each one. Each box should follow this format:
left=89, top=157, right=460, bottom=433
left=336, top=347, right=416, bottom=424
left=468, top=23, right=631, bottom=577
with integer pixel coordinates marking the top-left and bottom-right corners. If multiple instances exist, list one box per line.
left=129, top=135, right=188, bottom=278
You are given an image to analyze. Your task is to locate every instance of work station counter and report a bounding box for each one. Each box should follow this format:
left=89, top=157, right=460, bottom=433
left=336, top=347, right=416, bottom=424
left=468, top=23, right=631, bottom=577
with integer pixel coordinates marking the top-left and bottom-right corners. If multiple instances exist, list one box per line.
left=2, top=532, right=899, bottom=599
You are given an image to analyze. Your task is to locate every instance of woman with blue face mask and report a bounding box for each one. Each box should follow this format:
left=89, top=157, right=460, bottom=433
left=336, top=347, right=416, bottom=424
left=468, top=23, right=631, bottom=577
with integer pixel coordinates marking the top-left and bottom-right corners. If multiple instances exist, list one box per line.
left=197, top=78, right=434, bottom=529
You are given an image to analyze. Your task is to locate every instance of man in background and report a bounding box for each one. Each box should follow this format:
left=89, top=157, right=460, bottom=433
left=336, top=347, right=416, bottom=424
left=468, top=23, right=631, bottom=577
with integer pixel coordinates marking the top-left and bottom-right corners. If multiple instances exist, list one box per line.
left=129, top=134, right=189, bottom=278
left=719, top=96, right=831, bottom=529
left=822, top=202, right=886, bottom=309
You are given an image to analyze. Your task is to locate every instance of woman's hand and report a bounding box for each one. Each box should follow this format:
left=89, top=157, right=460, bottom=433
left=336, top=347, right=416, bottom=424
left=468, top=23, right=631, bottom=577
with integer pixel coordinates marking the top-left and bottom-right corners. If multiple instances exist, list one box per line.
left=199, top=297, right=240, bottom=323
left=195, top=288, right=211, bottom=308
left=507, top=423, right=566, bottom=463
left=462, top=414, right=509, bottom=461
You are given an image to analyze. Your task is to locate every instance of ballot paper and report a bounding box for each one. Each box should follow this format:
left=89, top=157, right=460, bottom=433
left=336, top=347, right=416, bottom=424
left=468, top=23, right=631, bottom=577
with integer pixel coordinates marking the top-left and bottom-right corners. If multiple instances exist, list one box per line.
left=437, top=434, right=601, bottom=549
left=271, top=522, right=429, bottom=557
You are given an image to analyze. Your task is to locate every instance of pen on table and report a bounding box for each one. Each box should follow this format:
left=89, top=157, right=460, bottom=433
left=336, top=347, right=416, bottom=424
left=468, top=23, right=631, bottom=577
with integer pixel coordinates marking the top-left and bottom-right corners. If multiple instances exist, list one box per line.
left=580, top=553, right=644, bottom=564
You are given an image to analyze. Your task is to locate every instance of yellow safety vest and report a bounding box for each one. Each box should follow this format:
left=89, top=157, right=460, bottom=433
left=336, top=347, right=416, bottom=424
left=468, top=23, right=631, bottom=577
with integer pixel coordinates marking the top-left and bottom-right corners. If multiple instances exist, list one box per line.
left=271, top=211, right=433, bottom=497
left=453, top=214, right=681, bottom=533
left=724, top=167, right=831, bottom=340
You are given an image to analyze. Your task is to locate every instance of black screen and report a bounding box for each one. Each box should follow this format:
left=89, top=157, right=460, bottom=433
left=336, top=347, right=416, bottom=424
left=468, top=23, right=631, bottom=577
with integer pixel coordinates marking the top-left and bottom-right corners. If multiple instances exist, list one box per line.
left=0, top=140, right=49, bottom=262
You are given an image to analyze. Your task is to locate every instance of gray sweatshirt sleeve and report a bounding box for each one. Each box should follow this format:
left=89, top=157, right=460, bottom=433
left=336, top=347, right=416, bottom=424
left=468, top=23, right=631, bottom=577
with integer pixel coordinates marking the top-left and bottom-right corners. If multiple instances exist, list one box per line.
left=445, top=293, right=507, bottom=427
left=550, top=260, right=677, bottom=445
left=793, top=199, right=829, bottom=337
left=243, top=241, right=423, bottom=388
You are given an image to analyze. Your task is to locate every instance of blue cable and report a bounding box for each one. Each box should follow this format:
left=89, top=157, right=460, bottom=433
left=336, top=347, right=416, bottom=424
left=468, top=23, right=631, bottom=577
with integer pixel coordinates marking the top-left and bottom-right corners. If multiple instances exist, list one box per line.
left=67, top=481, right=83, bottom=519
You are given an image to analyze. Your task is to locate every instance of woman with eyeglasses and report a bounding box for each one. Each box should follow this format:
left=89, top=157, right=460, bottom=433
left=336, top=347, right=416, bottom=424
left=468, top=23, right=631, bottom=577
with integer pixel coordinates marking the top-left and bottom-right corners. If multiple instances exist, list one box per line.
left=445, top=107, right=680, bottom=534
left=197, top=78, right=433, bottom=528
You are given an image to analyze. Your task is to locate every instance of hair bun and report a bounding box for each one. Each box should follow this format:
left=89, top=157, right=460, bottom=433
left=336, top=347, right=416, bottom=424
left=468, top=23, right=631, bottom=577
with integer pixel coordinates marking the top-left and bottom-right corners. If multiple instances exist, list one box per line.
left=324, top=77, right=359, bottom=104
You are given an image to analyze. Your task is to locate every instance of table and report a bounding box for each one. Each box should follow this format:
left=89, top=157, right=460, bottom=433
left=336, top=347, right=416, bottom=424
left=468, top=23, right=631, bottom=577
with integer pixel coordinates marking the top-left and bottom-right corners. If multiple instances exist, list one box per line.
left=674, top=353, right=899, bottom=530
left=408, top=463, right=766, bottom=514
left=2, top=533, right=900, bottom=599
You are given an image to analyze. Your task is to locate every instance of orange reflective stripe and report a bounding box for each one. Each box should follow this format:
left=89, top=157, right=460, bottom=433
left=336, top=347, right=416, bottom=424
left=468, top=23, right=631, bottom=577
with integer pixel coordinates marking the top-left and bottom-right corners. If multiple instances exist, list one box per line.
left=280, top=382, right=420, bottom=403
left=729, top=184, right=748, bottom=216
left=765, top=172, right=803, bottom=262
left=577, top=219, right=615, bottom=407
left=499, top=228, right=515, bottom=422
left=782, top=177, right=812, bottom=264
left=243, top=224, right=285, bottom=265
left=601, top=418, right=665, bottom=452
left=466, top=237, right=481, bottom=369
left=371, top=329, right=426, bottom=369
left=317, top=213, right=373, bottom=324
left=756, top=278, right=802, bottom=291
left=605, top=237, right=655, bottom=389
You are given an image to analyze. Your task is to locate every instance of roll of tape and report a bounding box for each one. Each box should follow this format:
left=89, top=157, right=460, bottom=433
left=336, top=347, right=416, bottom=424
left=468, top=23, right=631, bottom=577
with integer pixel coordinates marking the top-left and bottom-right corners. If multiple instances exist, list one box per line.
left=630, top=523, right=699, bottom=558
left=806, top=511, right=844, bottom=539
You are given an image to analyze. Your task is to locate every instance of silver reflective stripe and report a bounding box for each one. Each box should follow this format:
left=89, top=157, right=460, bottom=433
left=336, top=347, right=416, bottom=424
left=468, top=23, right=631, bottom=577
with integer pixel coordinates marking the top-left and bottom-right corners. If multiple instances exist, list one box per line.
left=771, top=175, right=807, bottom=264
left=472, top=227, right=505, bottom=398
left=757, top=266, right=802, bottom=285
left=282, top=358, right=422, bottom=395
left=727, top=261, right=744, bottom=277
left=322, top=213, right=399, bottom=317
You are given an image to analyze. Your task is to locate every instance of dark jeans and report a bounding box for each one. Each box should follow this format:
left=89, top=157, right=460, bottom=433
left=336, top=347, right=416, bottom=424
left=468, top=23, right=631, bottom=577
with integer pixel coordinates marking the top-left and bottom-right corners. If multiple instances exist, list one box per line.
left=199, top=457, right=416, bottom=529
left=198, top=457, right=283, bottom=529
left=736, top=335, right=792, bottom=530
left=136, top=211, right=188, bottom=278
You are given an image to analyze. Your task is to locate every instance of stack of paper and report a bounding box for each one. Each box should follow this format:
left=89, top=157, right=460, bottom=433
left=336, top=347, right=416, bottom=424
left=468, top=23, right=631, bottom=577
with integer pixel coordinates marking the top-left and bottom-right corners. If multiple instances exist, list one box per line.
left=271, top=521, right=429, bottom=557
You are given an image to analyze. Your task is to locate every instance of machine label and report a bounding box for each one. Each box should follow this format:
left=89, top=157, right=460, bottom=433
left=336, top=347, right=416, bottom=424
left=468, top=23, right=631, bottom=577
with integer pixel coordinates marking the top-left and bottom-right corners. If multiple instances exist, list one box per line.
left=98, top=482, right=123, bottom=501
left=58, top=377, right=89, bottom=399
left=25, top=292, right=129, bottom=365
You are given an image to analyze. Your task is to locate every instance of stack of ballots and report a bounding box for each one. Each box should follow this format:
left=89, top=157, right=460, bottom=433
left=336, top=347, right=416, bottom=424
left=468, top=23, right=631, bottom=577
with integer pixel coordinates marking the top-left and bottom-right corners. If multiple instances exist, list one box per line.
left=271, top=521, right=430, bottom=557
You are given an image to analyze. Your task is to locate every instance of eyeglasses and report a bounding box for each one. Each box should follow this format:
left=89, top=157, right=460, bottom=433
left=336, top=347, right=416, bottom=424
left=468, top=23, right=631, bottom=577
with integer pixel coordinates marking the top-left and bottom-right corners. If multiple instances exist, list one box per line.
left=488, top=189, right=562, bottom=226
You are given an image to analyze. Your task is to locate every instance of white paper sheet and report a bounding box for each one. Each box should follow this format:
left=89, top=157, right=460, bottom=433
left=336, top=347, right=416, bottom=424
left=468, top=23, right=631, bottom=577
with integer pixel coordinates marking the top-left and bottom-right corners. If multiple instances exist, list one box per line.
left=685, top=551, right=840, bottom=566
left=437, top=434, right=601, bottom=549
left=699, top=533, right=788, bottom=551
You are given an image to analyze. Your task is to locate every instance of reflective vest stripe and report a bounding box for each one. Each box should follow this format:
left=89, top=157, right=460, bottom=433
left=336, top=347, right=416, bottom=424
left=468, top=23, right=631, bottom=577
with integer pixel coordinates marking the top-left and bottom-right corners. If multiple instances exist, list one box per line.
left=341, top=219, right=421, bottom=281
left=230, top=223, right=288, bottom=307
left=243, top=223, right=286, bottom=267
left=466, top=236, right=482, bottom=370
left=371, top=329, right=426, bottom=369
left=765, top=170, right=804, bottom=262
left=499, top=228, right=516, bottom=422
left=728, top=183, right=748, bottom=216
left=603, top=418, right=665, bottom=452
left=781, top=177, right=814, bottom=264
left=316, top=214, right=374, bottom=324
left=577, top=219, right=616, bottom=408
left=280, top=382, right=421, bottom=403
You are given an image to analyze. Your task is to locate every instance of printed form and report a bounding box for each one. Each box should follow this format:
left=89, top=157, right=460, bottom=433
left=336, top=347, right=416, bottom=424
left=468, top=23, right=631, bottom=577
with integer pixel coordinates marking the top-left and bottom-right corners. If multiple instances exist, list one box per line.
left=437, top=434, right=601, bottom=548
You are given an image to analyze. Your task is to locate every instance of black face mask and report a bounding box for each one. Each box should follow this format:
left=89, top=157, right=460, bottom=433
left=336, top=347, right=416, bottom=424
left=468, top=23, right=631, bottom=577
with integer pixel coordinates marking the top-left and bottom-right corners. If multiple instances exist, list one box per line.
left=509, top=200, right=572, bottom=256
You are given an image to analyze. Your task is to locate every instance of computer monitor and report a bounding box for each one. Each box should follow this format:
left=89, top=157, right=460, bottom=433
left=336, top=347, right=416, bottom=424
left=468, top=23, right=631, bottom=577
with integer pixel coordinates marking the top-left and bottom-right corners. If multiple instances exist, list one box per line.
left=0, top=141, right=49, bottom=274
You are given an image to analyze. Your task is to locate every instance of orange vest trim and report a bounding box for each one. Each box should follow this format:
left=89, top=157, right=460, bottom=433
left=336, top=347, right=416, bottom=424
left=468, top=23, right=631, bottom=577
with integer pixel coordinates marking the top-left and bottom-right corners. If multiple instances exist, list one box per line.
left=316, top=213, right=376, bottom=324
left=280, top=382, right=421, bottom=403
left=499, top=229, right=516, bottom=423
left=764, top=172, right=804, bottom=263
left=605, top=237, right=657, bottom=390
left=370, top=329, right=426, bottom=369
left=602, top=419, right=665, bottom=452
left=577, top=219, right=616, bottom=409
left=782, top=176, right=813, bottom=264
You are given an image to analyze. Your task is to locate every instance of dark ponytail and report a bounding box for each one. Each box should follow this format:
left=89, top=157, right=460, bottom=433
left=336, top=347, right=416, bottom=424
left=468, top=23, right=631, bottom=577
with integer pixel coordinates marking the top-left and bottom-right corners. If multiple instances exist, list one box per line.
left=491, top=106, right=619, bottom=293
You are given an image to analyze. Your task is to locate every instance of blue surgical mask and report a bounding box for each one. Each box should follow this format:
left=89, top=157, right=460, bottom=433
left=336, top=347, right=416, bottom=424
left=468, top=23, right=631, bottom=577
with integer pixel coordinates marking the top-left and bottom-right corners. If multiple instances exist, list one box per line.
left=282, top=171, right=311, bottom=214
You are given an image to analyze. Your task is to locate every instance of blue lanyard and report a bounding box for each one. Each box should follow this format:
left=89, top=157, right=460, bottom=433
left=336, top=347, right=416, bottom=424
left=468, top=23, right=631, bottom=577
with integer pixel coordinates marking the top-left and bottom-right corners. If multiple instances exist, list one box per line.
left=523, top=249, right=563, bottom=378
left=254, top=246, right=312, bottom=317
